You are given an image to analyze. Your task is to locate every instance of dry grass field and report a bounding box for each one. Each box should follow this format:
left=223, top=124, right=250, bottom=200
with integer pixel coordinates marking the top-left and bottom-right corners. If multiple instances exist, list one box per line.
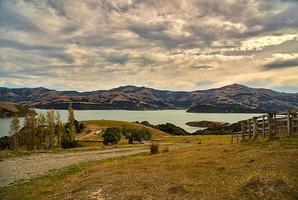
left=82, top=120, right=168, bottom=137
left=1, top=136, right=297, bottom=200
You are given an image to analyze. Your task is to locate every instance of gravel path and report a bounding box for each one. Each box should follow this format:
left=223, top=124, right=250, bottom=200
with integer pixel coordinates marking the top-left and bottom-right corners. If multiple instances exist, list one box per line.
left=0, top=147, right=148, bottom=188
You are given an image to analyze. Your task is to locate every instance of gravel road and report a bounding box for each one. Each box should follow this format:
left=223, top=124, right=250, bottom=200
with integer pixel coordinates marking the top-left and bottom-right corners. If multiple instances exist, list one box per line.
left=0, top=147, right=148, bottom=188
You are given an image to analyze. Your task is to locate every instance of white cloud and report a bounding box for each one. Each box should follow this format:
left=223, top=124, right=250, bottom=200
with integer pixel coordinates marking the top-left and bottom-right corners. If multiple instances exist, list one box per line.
left=241, top=34, right=298, bottom=51
left=0, top=0, right=297, bottom=91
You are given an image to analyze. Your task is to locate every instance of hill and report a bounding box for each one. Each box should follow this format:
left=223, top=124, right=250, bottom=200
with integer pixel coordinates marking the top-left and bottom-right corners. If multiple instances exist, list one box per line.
left=0, top=84, right=297, bottom=113
left=0, top=102, right=35, bottom=118
left=82, top=120, right=168, bottom=138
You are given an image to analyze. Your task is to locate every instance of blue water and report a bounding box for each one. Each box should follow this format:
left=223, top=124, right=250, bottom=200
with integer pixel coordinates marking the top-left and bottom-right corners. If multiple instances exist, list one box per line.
left=0, top=109, right=261, bottom=137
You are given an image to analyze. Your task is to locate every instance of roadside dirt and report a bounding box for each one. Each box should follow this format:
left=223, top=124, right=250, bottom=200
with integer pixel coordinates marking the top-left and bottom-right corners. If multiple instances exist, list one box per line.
left=0, top=147, right=148, bottom=188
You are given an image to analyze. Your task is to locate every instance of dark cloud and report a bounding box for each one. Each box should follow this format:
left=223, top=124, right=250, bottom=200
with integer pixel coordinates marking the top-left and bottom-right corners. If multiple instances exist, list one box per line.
left=0, top=39, right=62, bottom=51
left=0, top=39, right=74, bottom=63
left=191, top=65, right=214, bottom=70
left=263, top=59, right=298, bottom=70
left=0, top=1, right=41, bottom=32
left=105, top=54, right=129, bottom=64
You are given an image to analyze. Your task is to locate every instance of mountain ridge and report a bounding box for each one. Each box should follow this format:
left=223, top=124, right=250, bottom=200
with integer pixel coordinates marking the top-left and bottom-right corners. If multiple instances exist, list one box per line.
left=0, top=84, right=297, bottom=113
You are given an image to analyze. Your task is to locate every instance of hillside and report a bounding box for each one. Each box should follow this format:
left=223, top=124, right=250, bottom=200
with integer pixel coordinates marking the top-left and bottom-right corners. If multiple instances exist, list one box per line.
left=82, top=120, right=168, bottom=138
left=0, top=84, right=297, bottom=113
left=0, top=102, right=35, bottom=118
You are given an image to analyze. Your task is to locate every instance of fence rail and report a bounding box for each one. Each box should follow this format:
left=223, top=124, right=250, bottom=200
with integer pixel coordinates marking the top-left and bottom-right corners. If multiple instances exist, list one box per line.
left=231, top=110, right=298, bottom=143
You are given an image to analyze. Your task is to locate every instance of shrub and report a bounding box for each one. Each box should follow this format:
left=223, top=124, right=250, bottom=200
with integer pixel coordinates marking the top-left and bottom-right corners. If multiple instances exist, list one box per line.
left=150, top=143, right=159, bottom=154
left=125, top=128, right=152, bottom=144
left=162, top=146, right=169, bottom=153
left=61, top=140, right=79, bottom=149
left=131, top=131, right=142, bottom=143
left=139, top=128, right=152, bottom=141
left=102, top=128, right=121, bottom=145
left=61, top=131, right=79, bottom=149
left=0, top=136, right=12, bottom=150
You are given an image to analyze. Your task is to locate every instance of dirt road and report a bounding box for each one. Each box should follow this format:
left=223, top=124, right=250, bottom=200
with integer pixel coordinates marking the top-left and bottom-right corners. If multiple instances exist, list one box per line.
left=0, top=147, right=148, bottom=188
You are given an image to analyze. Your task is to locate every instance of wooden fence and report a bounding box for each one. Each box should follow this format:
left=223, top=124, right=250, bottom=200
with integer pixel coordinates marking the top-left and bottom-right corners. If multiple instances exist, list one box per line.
left=231, top=110, right=298, bottom=143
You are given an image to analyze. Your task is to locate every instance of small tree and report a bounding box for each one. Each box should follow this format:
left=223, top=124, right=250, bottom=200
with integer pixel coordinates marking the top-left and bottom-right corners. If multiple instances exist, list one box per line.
left=37, top=113, right=46, bottom=149
left=139, top=128, right=152, bottom=141
left=61, top=103, right=78, bottom=149
left=46, top=109, right=55, bottom=149
left=55, top=111, right=63, bottom=148
left=9, top=115, right=20, bottom=136
left=67, top=103, right=76, bottom=142
left=102, top=128, right=121, bottom=145
left=9, top=115, right=20, bottom=149
left=125, top=128, right=152, bottom=144
left=150, top=143, right=159, bottom=154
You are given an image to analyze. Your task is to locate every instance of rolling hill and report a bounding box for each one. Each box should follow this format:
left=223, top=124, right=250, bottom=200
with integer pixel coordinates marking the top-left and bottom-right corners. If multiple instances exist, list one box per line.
left=0, top=102, right=36, bottom=118
left=0, top=84, right=297, bottom=113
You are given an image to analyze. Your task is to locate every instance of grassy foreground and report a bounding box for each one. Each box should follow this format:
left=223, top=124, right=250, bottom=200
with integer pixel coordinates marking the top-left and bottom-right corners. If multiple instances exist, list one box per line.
left=1, top=136, right=298, bottom=200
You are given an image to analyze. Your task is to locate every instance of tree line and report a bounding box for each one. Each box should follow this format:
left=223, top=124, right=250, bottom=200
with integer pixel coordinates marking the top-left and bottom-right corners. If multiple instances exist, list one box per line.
left=3, top=103, right=77, bottom=150
left=102, top=126, right=152, bottom=145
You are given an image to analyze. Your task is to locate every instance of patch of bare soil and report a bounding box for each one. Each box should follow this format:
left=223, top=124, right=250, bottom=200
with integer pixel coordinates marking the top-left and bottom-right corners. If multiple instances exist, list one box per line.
left=76, top=124, right=105, bottom=142
left=0, top=147, right=148, bottom=188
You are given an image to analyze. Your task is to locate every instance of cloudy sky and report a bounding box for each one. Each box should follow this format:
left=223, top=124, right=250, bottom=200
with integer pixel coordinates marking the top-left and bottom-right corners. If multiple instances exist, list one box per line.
left=0, top=0, right=298, bottom=92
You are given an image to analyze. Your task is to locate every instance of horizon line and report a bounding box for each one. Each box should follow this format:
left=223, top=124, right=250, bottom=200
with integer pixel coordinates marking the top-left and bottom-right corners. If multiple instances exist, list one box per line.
left=1, top=83, right=298, bottom=94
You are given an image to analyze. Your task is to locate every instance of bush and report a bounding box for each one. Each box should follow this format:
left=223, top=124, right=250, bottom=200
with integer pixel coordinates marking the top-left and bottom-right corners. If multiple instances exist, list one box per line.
left=61, top=140, right=79, bottom=149
left=65, top=119, right=85, bottom=134
left=124, top=128, right=152, bottom=144
left=150, top=143, right=159, bottom=154
left=61, top=131, right=79, bottom=149
left=139, top=128, right=152, bottom=141
left=102, top=128, right=121, bottom=145
left=0, top=136, right=12, bottom=150
left=162, top=146, right=169, bottom=153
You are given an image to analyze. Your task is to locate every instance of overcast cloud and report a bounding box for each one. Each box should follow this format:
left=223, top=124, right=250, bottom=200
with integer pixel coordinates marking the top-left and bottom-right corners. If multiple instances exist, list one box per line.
left=0, top=0, right=297, bottom=92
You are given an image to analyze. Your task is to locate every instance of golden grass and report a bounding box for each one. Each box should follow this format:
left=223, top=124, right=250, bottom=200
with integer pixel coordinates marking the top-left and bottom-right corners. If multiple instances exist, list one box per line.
left=1, top=136, right=298, bottom=200
left=0, top=102, right=19, bottom=112
left=82, top=120, right=169, bottom=138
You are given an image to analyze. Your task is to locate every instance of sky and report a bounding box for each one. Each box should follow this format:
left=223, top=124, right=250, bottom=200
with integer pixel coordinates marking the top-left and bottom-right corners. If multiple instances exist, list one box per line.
left=0, top=0, right=298, bottom=92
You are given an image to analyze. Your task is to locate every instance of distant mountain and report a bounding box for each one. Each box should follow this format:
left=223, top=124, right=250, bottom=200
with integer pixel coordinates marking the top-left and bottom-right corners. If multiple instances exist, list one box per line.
left=0, top=84, right=297, bottom=113
left=187, top=84, right=298, bottom=113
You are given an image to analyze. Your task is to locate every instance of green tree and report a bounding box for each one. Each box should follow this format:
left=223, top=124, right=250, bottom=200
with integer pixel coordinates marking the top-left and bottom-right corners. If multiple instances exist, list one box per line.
left=55, top=111, right=63, bottom=148
left=68, top=103, right=76, bottom=142
left=23, top=112, right=36, bottom=150
left=9, top=115, right=20, bottom=149
left=139, top=128, right=152, bottom=141
left=9, top=115, right=20, bottom=136
left=46, top=109, right=55, bottom=149
left=125, top=128, right=152, bottom=144
left=102, top=128, right=121, bottom=145
left=37, top=113, right=46, bottom=149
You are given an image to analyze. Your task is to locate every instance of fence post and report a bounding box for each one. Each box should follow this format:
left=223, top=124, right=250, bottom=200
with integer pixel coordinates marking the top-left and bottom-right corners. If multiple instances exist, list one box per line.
left=287, top=111, right=292, bottom=136
left=253, top=117, right=258, bottom=139
left=273, top=113, right=277, bottom=137
left=248, top=119, right=252, bottom=139
left=231, top=133, right=234, bottom=143
left=241, top=121, right=245, bottom=141
left=268, top=113, right=272, bottom=140
left=262, top=115, right=265, bottom=137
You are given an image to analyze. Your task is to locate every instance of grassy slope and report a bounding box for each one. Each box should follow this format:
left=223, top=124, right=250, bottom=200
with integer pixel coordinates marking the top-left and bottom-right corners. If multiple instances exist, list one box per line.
left=0, top=102, right=33, bottom=117
left=1, top=136, right=297, bottom=200
left=82, top=120, right=169, bottom=138
left=0, top=120, right=169, bottom=160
